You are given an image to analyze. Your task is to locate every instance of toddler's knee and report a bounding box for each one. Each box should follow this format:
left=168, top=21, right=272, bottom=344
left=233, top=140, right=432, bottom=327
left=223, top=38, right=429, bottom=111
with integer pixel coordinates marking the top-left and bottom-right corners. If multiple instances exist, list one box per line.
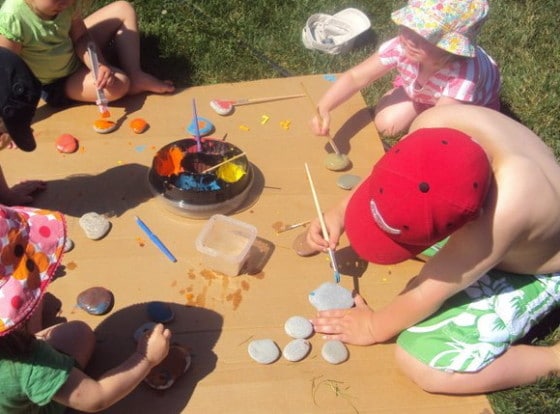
left=68, top=320, right=94, bottom=342
left=374, top=113, right=407, bottom=137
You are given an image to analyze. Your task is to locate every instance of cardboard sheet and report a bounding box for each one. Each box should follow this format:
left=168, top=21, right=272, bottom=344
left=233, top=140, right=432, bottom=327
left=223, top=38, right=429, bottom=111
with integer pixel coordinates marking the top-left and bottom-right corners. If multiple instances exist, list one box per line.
left=5, top=75, right=492, bottom=413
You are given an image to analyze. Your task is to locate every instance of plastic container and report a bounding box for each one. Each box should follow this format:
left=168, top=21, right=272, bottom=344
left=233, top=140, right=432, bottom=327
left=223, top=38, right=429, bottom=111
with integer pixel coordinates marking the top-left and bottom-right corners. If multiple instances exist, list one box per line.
left=195, top=214, right=257, bottom=276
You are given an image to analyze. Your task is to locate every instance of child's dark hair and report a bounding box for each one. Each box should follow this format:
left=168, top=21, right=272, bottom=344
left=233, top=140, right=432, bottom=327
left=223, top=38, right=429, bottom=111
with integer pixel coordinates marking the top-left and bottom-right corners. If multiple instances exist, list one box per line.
left=0, top=328, right=37, bottom=359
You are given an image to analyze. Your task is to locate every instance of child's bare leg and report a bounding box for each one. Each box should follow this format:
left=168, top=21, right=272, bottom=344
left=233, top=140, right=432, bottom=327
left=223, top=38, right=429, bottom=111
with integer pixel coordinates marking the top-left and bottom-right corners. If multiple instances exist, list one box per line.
left=374, top=87, right=419, bottom=137
left=84, top=1, right=174, bottom=95
left=64, top=64, right=129, bottom=103
left=395, top=343, right=560, bottom=394
left=36, top=321, right=96, bottom=370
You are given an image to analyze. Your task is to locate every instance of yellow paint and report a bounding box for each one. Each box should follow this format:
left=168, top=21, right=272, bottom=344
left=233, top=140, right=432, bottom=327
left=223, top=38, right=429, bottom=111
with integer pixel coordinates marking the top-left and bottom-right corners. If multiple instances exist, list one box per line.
left=217, top=162, right=246, bottom=183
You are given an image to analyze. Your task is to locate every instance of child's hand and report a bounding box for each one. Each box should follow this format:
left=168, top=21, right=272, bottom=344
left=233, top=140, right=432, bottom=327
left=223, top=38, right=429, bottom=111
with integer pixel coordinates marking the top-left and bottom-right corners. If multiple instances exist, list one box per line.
left=305, top=207, right=344, bottom=251
left=311, top=294, right=377, bottom=345
left=94, top=63, right=114, bottom=90
left=136, top=323, right=171, bottom=366
left=311, top=112, right=331, bottom=136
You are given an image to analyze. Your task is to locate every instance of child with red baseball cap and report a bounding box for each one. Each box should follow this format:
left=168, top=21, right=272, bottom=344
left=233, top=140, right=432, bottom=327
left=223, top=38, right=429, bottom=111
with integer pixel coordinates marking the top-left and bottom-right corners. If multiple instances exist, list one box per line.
left=0, top=205, right=171, bottom=412
left=305, top=104, right=560, bottom=394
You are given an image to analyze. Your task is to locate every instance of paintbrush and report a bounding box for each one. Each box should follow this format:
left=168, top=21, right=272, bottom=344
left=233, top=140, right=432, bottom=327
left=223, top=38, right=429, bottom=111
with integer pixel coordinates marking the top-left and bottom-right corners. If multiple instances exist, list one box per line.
left=86, top=42, right=110, bottom=118
left=200, top=152, right=246, bottom=174
left=192, top=98, right=203, bottom=152
left=304, top=163, right=341, bottom=283
left=276, top=220, right=311, bottom=234
left=300, top=83, right=341, bottom=155
left=210, top=94, right=305, bottom=116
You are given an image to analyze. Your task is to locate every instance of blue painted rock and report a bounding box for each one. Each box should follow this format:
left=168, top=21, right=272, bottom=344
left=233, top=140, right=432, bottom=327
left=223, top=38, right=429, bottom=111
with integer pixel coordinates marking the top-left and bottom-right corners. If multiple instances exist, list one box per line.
left=147, top=301, right=174, bottom=323
left=77, top=287, right=114, bottom=315
left=187, top=117, right=214, bottom=136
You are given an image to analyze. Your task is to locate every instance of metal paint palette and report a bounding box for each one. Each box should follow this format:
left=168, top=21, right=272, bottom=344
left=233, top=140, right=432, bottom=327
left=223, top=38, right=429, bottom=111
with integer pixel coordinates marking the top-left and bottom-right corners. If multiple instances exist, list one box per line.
left=148, top=138, right=254, bottom=219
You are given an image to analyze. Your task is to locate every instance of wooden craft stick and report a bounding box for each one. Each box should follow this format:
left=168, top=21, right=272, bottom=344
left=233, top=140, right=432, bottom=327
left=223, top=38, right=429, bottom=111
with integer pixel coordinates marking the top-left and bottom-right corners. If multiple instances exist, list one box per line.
left=300, top=83, right=341, bottom=155
left=304, top=163, right=341, bottom=283
left=201, top=152, right=246, bottom=174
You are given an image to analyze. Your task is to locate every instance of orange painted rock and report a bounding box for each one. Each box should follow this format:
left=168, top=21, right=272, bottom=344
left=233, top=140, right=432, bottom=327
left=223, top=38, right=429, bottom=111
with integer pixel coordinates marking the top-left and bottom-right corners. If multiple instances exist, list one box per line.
left=129, top=117, right=148, bottom=134
left=93, top=119, right=117, bottom=134
left=55, top=134, right=79, bottom=153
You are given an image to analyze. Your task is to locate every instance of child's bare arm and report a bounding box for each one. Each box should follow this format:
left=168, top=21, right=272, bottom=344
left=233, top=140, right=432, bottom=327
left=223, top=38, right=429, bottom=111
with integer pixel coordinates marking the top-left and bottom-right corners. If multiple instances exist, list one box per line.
left=53, top=324, right=171, bottom=412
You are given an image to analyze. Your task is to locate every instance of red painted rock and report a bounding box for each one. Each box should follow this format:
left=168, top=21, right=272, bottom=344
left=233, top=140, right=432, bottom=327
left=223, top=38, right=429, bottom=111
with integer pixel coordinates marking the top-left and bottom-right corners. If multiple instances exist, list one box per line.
left=55, top=134, right=79, bottom=153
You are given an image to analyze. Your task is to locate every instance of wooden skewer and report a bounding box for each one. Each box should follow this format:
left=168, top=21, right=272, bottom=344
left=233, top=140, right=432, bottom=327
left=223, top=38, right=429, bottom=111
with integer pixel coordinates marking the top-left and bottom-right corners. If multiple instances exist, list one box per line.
left=304, top=163, right=341, bottom=283
left=300, top=82, right=341, bottom=155
left=225, top=94, right=305, bottom=106
left=201, top=152, right=246, bottom=174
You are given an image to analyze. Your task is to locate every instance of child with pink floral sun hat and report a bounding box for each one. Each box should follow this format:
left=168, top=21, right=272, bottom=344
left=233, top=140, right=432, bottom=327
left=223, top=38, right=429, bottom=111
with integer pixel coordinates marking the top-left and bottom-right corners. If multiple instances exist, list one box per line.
left=0, top=205, right=171, bottom=413
left=311, top=0, right=501, bottom=138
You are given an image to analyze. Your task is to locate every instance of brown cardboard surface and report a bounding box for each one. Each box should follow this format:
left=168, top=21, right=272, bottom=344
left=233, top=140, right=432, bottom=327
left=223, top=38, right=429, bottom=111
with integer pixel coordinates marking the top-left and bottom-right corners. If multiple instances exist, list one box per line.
left=6, top=75, right=492, bottom=413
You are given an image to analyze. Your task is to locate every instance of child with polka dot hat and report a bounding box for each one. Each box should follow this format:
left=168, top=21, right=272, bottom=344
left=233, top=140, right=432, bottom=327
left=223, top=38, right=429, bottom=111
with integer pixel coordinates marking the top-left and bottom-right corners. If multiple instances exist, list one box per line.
left=0, top=205, right=171, bottom=413
left=311, top=0, right=501, bottom=138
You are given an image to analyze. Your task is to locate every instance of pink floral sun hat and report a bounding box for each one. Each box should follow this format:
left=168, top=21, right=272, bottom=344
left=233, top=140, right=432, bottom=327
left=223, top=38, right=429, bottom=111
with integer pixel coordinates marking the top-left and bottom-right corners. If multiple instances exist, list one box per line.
left=391, top=0, right=489, bottom=57
left=0, top=205, right=66, bottom=336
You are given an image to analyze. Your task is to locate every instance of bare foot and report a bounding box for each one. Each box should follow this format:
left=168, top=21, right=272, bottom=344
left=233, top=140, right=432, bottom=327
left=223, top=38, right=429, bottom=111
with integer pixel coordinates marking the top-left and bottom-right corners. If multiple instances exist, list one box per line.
left=1, top=180, right=47, bottom=205
left=129, top=71, right=175, bottom=95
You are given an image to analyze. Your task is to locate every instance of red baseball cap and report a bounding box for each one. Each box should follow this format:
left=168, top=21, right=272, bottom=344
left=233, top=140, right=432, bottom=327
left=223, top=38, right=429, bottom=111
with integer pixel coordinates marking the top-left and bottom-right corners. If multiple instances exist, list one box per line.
left=345, top=128, right=491, bottom=264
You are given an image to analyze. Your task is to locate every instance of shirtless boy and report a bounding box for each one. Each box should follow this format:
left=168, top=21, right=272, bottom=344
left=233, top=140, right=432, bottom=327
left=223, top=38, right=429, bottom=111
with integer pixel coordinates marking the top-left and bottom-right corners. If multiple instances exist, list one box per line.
left=306, top=105, right=560, bottom=394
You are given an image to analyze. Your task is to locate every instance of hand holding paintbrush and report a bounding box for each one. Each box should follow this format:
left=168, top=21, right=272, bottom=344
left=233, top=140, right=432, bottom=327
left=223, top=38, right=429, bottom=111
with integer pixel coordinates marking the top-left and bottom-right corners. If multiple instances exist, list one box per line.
left=304, top=163, right=341, bottom=283
left=87, top=42, right=110, bottom=118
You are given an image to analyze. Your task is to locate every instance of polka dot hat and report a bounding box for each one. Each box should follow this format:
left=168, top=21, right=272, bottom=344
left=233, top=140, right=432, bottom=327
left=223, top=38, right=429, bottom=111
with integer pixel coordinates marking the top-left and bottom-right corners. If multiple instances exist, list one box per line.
left=0, top=206, right=65, bottom=336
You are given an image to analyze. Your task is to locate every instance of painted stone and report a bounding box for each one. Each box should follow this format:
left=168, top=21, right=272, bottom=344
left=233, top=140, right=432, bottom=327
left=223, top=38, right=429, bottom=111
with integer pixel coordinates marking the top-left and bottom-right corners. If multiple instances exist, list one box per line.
left=147, top=301, right=174, bottom=323
left=77, top=286, right=114, bottom=315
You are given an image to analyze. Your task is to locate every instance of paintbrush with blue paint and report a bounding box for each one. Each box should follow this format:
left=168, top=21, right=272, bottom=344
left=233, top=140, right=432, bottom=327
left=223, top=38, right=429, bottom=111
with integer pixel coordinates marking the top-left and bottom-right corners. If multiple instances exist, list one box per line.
left=304, top=163, right=341, bottom=283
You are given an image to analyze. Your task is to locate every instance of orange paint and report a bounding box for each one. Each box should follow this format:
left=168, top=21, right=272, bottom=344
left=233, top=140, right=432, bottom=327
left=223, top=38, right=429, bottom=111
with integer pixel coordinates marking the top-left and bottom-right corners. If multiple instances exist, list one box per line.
left=129, top=117, right=148, bottom=134
left=154, top=145, right=184, bottom=176
left=100, top=109, right=111, bottom=118
left=93, top=119, right=117, bottom=134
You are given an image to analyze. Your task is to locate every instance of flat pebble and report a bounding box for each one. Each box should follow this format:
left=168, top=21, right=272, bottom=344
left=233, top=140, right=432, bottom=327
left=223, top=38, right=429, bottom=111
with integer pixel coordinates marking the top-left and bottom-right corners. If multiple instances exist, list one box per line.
left=248, top=339, right=280, bottom=364
left=134, top=321, right=157, bottom=342
left=284, top=315, right=313, bottom=339
left=63, top=237, right=74, bottom=252
left=337, top=174, right=361, bottom=190
left=283, top=339, right=311, bottom=362
left=79, top=212, right=111, bottom=240
left=77, top=286, right=114, bottom=315
left=321, top=340, right=349, bottom=364
left=55, top=133, right=79, bottom=153
left=324, top=153, right=351, bottom=171
left=147, top=301, right=174, bottom=323
left=309, top=282, right=354, bottom=311
left=292, top=231, right=318, bottom=257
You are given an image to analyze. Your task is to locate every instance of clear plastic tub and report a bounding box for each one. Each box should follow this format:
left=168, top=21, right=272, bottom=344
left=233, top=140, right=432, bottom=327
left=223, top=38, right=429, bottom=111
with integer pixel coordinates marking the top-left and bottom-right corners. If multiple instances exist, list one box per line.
left=195, top=214, right=257, bottom=276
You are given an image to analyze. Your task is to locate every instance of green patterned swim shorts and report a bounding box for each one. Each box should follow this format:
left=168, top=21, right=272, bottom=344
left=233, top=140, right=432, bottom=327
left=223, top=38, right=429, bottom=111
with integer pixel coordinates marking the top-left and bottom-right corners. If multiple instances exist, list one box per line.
left=397, top=270, right=560, bottom=372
